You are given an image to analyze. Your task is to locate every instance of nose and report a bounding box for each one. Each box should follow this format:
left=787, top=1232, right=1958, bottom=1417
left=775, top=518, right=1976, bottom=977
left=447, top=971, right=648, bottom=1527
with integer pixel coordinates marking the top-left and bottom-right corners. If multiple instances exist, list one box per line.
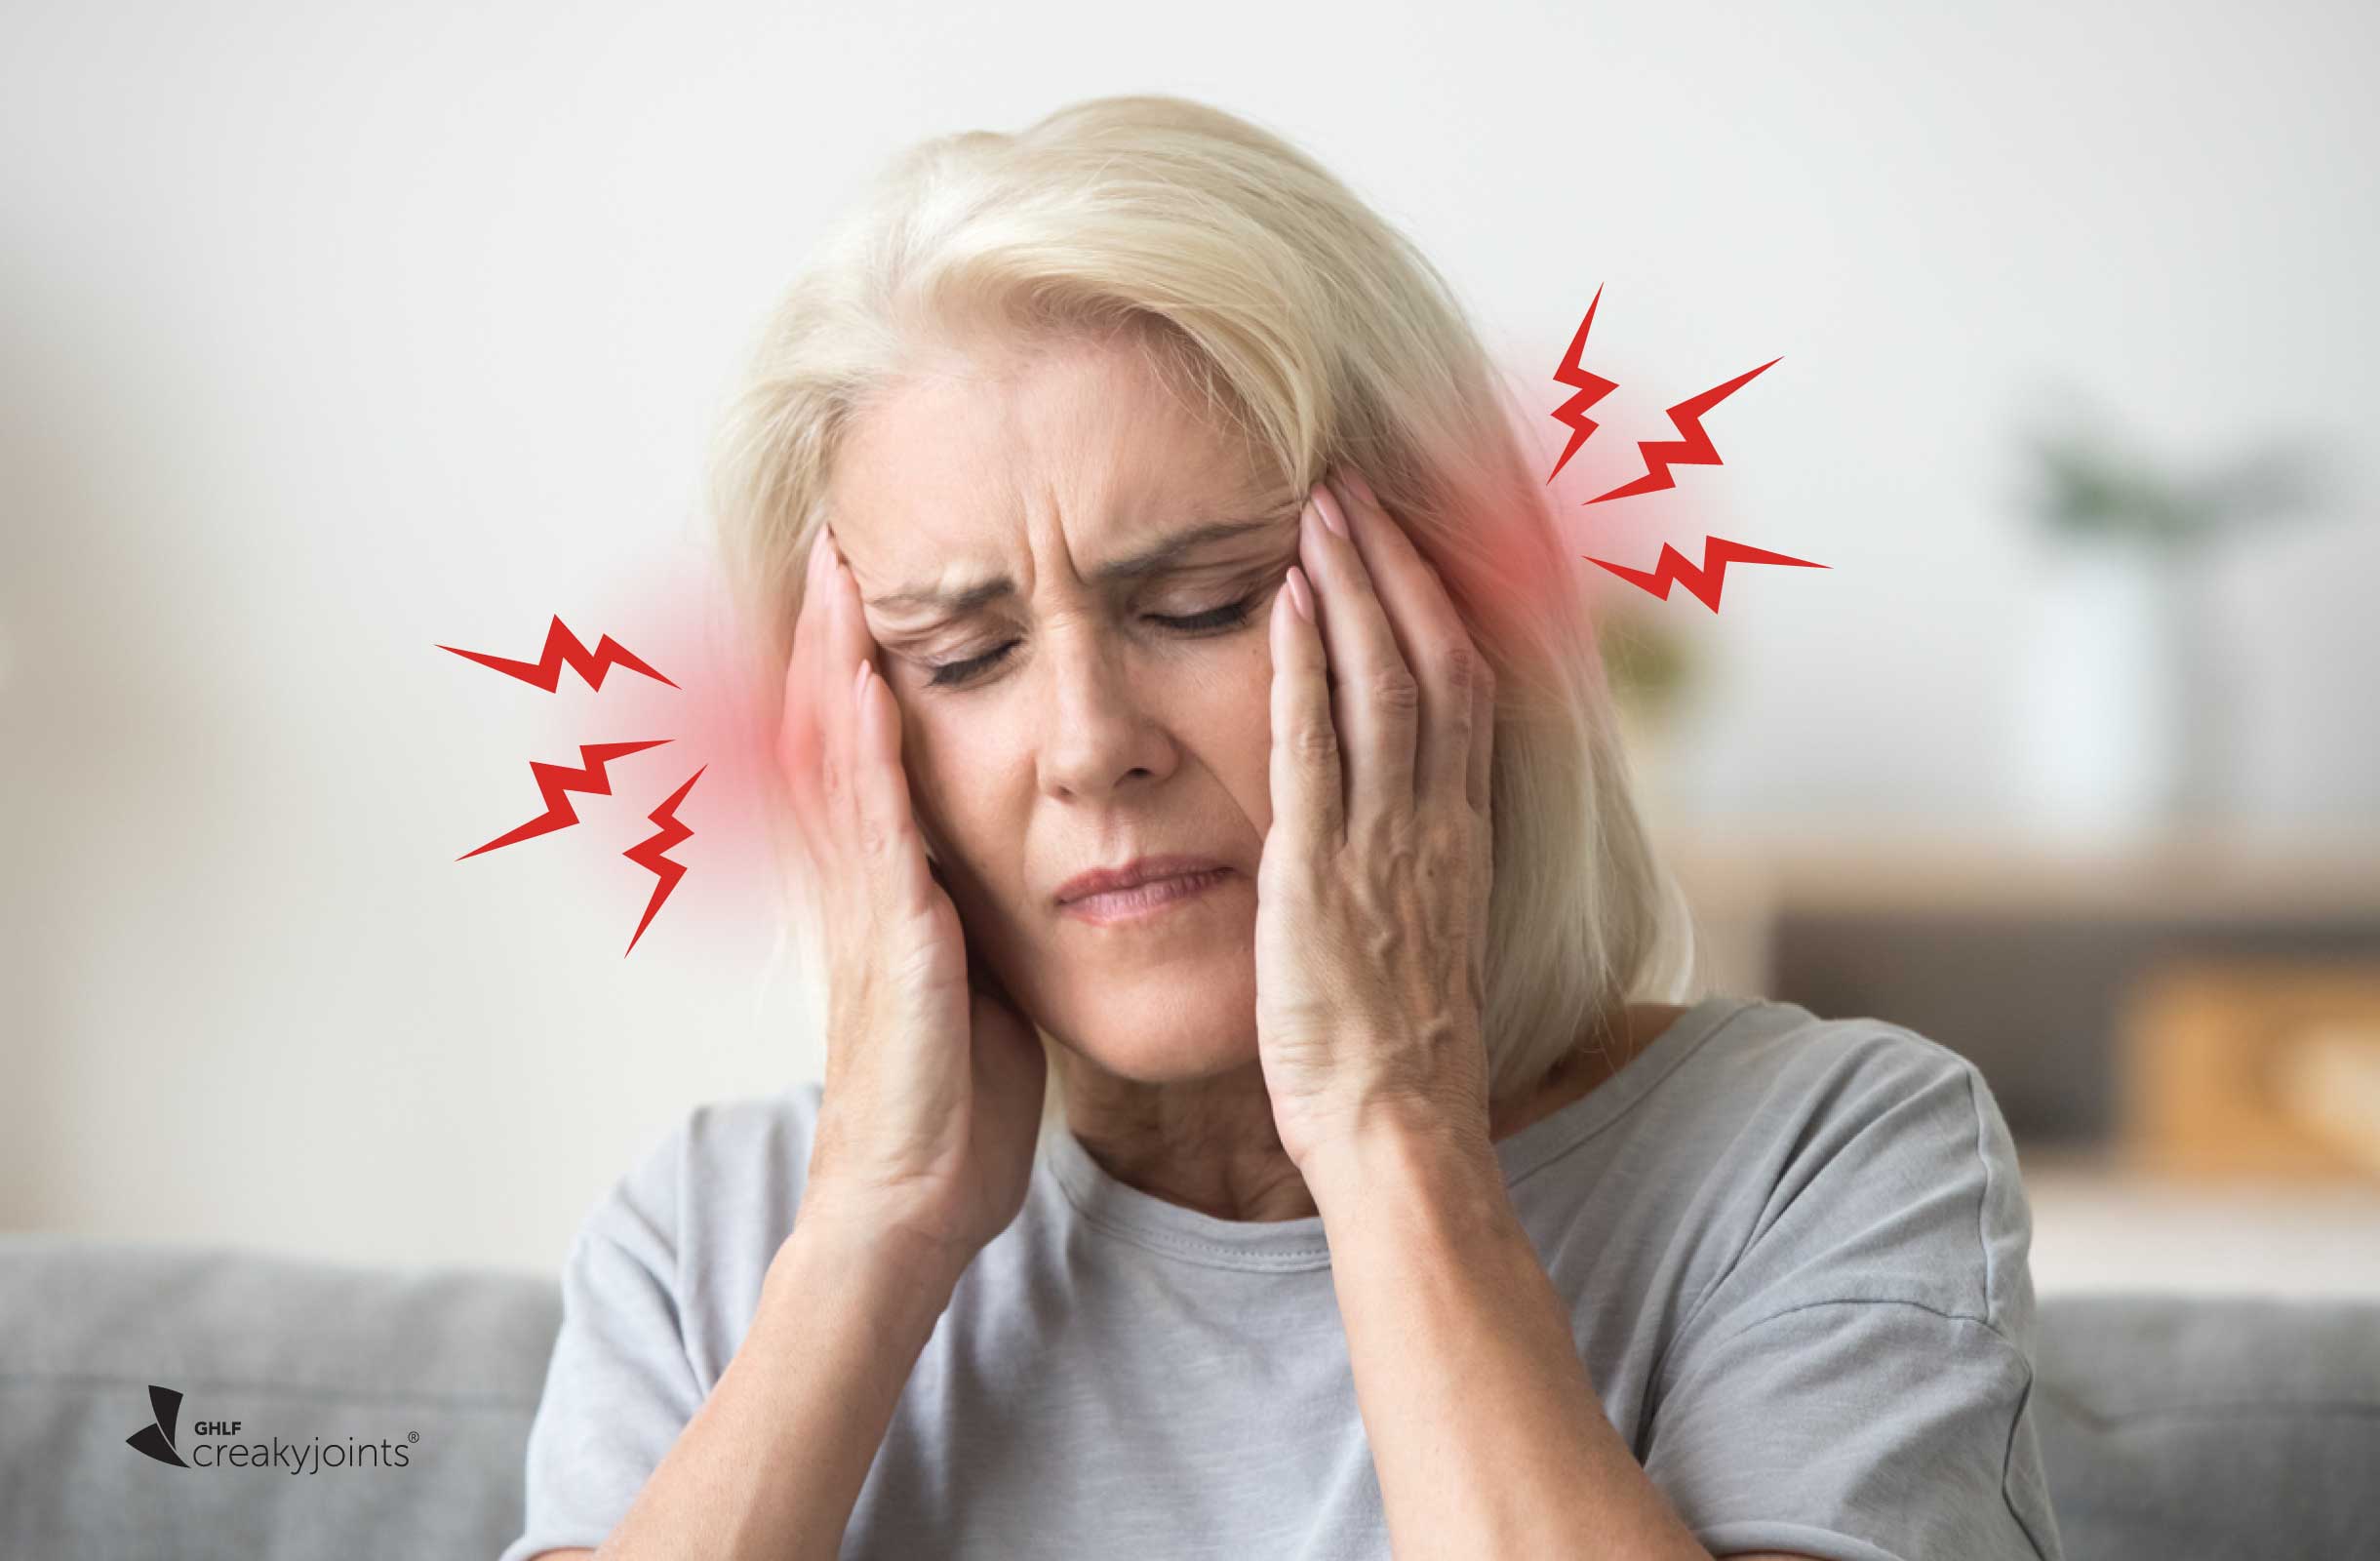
left=1033, top=617, right=1178, bottom=803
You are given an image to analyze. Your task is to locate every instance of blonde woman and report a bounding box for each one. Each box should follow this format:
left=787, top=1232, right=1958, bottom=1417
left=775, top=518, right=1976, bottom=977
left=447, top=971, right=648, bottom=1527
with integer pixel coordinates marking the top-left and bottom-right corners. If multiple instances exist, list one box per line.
left=501, top=95, right=2061, bottom=1561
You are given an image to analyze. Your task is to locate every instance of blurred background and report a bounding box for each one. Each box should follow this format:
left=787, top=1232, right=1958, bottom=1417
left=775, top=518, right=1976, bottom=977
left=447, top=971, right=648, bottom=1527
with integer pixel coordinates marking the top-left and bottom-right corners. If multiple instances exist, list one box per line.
left=3, top=0, right=2374, bottom=1292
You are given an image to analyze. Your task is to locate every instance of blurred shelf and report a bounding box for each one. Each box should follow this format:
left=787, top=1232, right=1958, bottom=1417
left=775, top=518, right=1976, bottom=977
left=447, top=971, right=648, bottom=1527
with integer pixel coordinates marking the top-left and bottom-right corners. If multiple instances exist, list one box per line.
left=2019, top=1145, right=2380, bottom=1300
left=1654, top=821, right=2380, bottom=918
left=1648, top=821, right=2380, bottom=1146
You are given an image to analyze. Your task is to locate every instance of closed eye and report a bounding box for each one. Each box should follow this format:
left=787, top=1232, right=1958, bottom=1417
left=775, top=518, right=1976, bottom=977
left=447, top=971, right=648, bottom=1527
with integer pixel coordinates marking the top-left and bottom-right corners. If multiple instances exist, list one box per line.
left=923, top=592, right=1265, bottom=689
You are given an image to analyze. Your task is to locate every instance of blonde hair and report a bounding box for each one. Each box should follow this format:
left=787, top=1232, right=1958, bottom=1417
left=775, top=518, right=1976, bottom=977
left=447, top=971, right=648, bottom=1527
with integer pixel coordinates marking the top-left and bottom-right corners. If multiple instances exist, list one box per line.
left=707, top=94, right=1699, bottom=1136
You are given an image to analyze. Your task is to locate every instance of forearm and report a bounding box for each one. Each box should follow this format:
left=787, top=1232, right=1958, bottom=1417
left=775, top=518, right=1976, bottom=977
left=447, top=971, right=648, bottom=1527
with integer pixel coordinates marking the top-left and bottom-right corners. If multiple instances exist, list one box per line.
left=1307, top=1126, right=1710, bottom=1561
left=595, top=1205, right=959, bottom=1561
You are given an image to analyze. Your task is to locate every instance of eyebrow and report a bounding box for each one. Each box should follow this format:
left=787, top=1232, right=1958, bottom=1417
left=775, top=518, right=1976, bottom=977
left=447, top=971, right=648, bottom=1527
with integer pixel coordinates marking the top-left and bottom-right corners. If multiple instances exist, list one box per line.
left=863, top=513, right=1293, bottom=616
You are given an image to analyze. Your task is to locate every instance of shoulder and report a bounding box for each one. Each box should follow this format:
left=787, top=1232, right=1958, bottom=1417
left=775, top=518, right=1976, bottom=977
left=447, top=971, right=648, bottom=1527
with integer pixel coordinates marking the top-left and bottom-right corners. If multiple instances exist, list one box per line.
left=559, top=1083, right=827, bottom=1378
left=1669, top=998, right=2010, bottom=1184
left=1678, top=995, right=1990, bottom=1113
left=1652, top=999, right=2034, bottom=1340
left=581, top=1082, right=826, bottom=1269
left=1620, top=1007, right=2061, bottom=1558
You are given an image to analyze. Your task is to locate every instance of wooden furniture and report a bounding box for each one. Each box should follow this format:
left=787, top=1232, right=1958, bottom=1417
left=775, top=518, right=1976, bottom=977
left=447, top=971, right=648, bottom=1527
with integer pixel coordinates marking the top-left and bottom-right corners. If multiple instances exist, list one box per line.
left=2120, top=959, right=2380, bottom=1180
left=1651, top=823, right=2380, bottom=1148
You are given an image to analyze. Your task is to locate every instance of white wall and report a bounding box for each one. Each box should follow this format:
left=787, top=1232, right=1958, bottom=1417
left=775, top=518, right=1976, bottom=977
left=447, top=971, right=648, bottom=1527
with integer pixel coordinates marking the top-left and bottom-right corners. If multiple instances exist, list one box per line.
left=3, top=0, right=2373, bottom=1273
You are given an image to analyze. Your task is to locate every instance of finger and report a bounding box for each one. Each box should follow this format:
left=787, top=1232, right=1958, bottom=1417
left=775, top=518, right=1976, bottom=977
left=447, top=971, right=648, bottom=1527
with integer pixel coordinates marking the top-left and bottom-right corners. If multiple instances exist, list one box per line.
left=1468, top=834, right=1492, bottom=1014
left=817, top=532, right=874, bottom=833
left=1330, top=465, right=1489, bottom=813
left=853, top=660, right=935, bottom=911
left=777, top=528, right=839, bottom=827
left=1268, top=552, right=1342, bottom=850
left=1303, top=478, right=1416, bottom=821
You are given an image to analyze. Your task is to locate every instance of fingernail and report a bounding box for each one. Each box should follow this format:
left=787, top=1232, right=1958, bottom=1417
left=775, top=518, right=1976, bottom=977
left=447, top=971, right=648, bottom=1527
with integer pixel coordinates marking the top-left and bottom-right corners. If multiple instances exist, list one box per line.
left=1287, top=565, right=1314, bottom=622
left=809, top=529, right=830, bottom=580
left=1345, top=467, right=1377, bottom=505
left=1314, top=483, right=1348, bottom=539
left=853, top=660, right=870, bottom=708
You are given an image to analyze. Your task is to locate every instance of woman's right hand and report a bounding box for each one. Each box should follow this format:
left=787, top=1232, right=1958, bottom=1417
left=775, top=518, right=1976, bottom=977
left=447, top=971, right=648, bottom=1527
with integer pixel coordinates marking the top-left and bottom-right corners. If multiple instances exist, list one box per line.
left=774, top=525, right=1049, bottom=1274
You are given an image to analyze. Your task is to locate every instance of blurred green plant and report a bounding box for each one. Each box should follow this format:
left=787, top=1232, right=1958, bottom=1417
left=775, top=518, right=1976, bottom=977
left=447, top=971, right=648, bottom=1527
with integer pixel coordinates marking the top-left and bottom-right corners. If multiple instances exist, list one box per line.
left=2025, top=420, right=2328, bottom=553
left=1595, top=593, right=1696, bottom=720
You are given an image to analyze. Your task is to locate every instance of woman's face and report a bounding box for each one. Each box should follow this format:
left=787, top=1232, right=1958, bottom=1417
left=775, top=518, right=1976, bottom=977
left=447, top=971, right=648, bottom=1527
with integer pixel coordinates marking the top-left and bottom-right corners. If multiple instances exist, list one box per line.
left=823, top=330, right=1306, bottom=1083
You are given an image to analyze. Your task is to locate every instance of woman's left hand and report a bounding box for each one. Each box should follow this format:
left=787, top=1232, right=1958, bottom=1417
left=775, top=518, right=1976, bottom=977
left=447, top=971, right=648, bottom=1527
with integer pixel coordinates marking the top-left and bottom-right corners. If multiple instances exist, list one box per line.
left=1255, top=465, right=1497, bottom=1174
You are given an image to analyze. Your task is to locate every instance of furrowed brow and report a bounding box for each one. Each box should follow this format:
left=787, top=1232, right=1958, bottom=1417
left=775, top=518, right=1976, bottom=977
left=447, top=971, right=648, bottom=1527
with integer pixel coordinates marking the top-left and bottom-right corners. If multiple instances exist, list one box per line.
left=865, top=513, right=1293, bottom=616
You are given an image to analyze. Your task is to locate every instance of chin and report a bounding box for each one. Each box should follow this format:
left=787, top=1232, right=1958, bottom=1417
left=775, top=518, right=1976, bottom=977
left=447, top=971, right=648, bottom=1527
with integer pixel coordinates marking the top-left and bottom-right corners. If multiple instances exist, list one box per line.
left=1018, top=875, right=1275, bottom=1085
left=1038, top=956, right=1260, bottom=1086
left=1061, top=1024, right=1259, bottom=1086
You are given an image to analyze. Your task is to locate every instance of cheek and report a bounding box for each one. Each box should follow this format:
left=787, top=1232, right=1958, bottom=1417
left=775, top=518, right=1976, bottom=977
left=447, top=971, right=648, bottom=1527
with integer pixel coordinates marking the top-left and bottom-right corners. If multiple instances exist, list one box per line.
left=895, top=709, right=977, bottom=861
left=1209, top=634, right=1280, bottom=836
left=897, top=702, right=1044, bottom=898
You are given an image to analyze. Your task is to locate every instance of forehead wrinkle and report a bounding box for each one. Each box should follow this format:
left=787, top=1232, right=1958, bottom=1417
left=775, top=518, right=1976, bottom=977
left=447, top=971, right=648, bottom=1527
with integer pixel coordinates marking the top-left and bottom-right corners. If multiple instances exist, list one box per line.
left=864, top=503, right=1300, bottom=620
left=841, top=332, right=1302, bottom=629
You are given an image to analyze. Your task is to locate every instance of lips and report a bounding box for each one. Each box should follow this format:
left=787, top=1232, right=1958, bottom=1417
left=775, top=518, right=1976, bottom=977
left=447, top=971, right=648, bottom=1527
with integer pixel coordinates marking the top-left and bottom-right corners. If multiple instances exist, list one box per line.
left=1053, top=854, right=1233, bottom=906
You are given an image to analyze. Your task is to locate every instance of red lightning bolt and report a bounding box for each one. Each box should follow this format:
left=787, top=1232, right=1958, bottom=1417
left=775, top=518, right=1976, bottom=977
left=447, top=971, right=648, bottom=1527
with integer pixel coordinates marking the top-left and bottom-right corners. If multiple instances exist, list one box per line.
left=621, top=767, right=704, bottom=956
left=458, top=740, right=671, bottom=860
left=438, top=616, right=678, bottom=692
left=1588, top=356, right=1781, bottom=503
left=1582, top=536, right=1828, bottom=612
left=1547, top=285, right=1620, bottom=483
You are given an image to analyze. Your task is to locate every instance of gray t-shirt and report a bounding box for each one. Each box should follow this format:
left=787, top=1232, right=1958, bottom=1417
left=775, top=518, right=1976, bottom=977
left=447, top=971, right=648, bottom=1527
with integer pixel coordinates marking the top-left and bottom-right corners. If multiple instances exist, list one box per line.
left=499, top=994, right=2063, bottom=1561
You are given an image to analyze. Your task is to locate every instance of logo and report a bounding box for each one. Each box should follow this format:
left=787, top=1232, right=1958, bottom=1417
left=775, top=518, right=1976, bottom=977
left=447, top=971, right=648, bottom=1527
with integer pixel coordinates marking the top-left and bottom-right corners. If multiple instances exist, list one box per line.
left=125, top=1384, right=188, bottom=1468
left=122, top=1383, right=416, bottom=1473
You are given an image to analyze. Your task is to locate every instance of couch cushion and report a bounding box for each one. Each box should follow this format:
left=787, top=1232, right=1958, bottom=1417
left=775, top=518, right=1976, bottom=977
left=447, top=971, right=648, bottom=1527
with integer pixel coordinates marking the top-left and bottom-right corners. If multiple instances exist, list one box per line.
left=11, top=1234, right=2380, bottom=1559
left=0, top=1233, right=563, bottom=1561
left=2033, top=1292, right=2380, bottom=1561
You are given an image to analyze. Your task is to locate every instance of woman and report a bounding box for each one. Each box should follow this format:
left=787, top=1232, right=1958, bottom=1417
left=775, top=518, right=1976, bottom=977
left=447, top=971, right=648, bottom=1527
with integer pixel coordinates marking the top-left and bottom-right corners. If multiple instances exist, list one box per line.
left=501, top=95, right=2061, bottom=1561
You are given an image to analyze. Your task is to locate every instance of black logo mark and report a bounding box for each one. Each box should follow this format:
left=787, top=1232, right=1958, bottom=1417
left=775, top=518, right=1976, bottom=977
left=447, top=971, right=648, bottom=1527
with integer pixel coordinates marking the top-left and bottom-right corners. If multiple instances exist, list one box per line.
left=126, top=1384, right=187, bottom=1467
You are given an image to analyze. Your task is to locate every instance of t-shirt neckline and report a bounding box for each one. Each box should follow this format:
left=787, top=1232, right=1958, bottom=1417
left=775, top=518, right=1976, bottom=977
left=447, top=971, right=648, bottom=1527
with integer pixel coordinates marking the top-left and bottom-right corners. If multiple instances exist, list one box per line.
left=1036, top=992, right=1762, bottom=1271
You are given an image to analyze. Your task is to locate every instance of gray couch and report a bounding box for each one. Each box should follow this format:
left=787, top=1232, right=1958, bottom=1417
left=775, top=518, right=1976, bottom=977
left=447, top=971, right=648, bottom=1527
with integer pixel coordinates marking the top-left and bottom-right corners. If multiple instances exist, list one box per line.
left=4, top=1233, right=2376, bottom=1559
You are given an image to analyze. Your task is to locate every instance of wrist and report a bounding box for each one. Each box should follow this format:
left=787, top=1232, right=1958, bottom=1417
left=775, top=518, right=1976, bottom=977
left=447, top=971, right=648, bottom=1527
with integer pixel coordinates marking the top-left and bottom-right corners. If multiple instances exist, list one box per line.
left=775, top=1191, right=971, bottom=1310
left=1301, top=1113, right=1504, bottom=1227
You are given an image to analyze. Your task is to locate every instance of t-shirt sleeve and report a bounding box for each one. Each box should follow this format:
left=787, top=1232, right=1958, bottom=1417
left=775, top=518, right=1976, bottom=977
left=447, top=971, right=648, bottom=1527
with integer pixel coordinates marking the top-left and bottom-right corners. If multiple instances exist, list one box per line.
left=496, top=1120, right=707, bottom=1561
left=1639, top=1028, right=2064, bottom=1561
